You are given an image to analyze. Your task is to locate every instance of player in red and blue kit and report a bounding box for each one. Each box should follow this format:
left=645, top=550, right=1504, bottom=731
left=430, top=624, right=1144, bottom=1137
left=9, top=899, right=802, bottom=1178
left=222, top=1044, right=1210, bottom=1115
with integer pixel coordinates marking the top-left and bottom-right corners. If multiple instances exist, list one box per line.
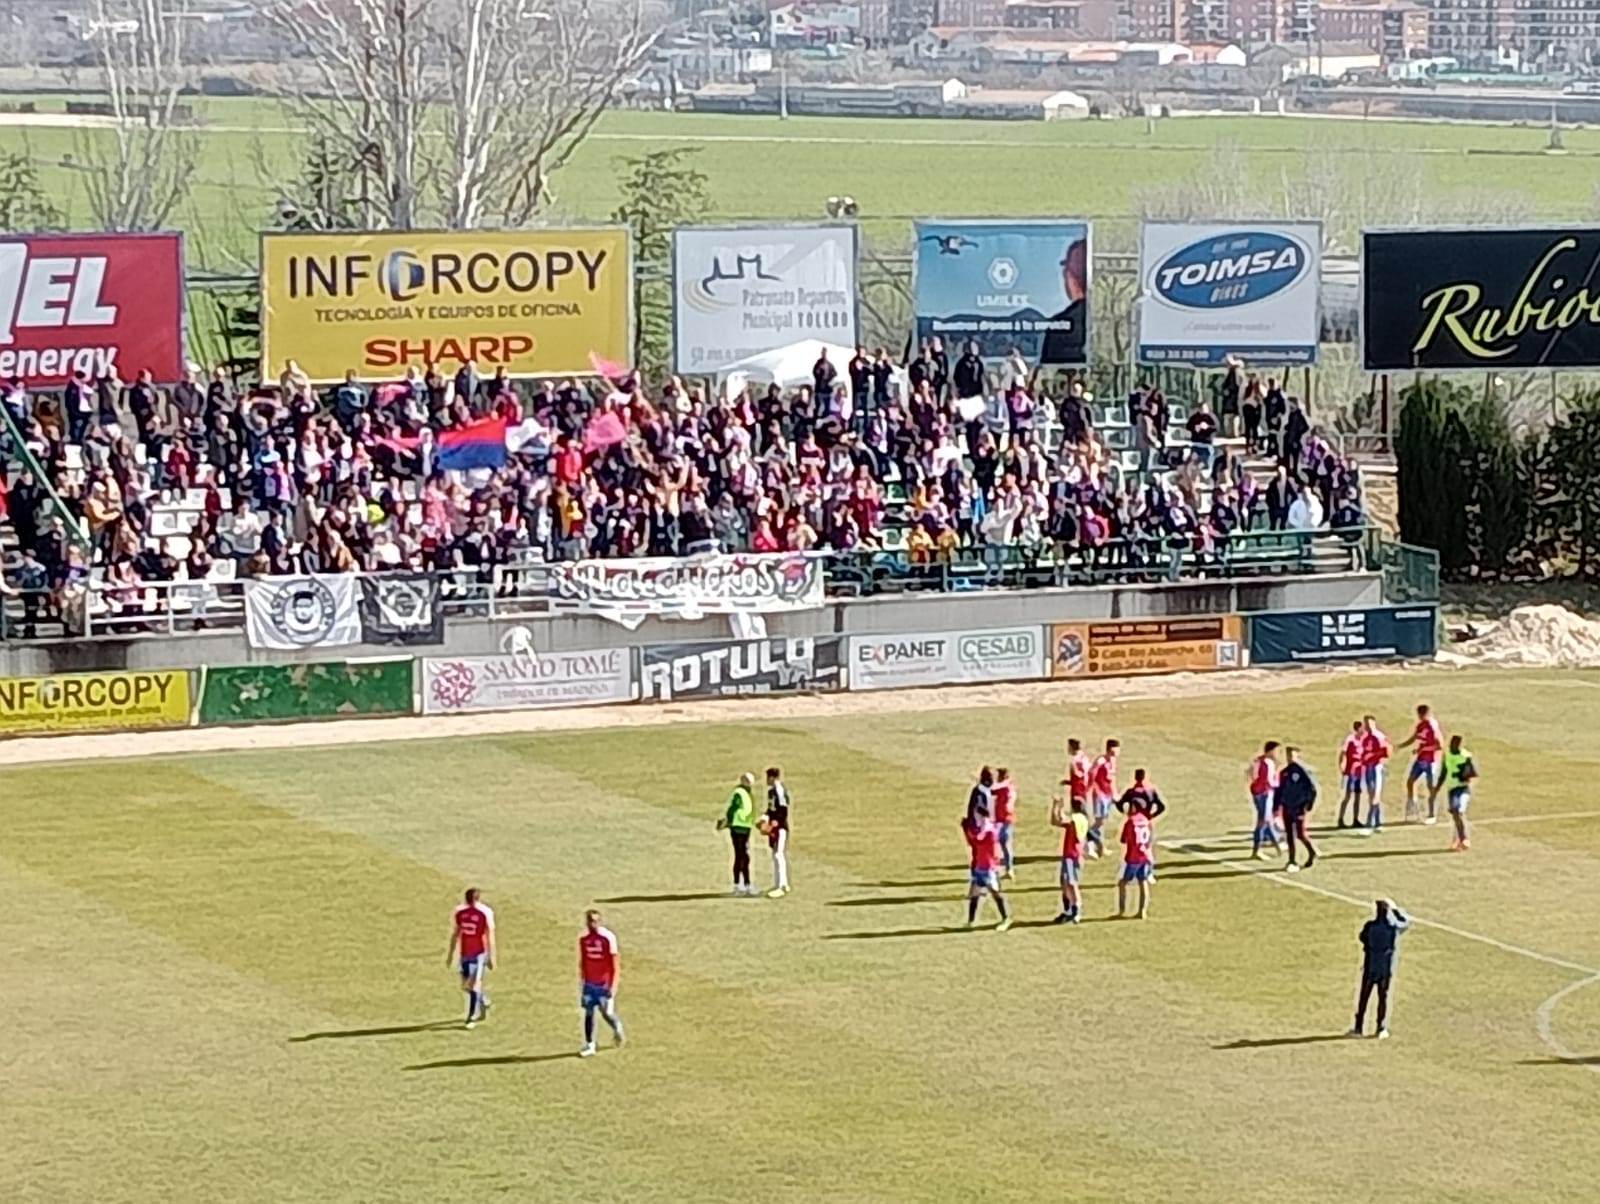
left=1398, top=704, right=1445, bottom=825
left=1248, top=742, right=1283, bottom=860
left=578, top=909, right=625, bottom=1057
left=962, top=804, right=1012, bottom=931
left=1337, top=720, right=1366, bottom=828
left=1117, top=801, right=1155, bottom=920
left=992, top=767, right=1017, bottom=879
left=445, top=887, right=496, bottom=1029
left=1361, top=715, right=1392, bottom=833
left=1086, top=738, right=1120, bottom=859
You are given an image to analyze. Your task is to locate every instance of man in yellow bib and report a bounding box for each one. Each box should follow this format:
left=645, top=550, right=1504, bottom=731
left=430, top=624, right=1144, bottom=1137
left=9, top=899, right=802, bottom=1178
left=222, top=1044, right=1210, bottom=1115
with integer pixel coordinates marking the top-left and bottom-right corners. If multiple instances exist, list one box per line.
left=1443, top=735, right=1478, bottom=852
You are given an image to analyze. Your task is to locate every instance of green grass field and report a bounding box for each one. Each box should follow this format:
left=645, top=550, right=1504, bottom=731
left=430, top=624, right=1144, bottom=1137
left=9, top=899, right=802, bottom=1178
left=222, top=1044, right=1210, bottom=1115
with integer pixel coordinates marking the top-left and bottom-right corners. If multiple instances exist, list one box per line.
left=2, top=666, right=1598, bottom=1203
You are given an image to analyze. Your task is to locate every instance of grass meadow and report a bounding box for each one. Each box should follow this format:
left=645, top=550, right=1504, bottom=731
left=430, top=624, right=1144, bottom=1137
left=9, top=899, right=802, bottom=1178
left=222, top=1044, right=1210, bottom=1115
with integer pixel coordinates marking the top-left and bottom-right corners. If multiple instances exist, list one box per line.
left=2, top=666, right=1598, bottom=1203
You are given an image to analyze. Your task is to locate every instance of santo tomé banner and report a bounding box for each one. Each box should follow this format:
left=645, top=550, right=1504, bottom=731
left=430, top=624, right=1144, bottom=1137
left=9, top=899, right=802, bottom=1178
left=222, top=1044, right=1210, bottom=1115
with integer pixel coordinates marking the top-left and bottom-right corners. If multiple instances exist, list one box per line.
left=1138, top=222, right=1321, bottom=366
left=1362, top=227, right=1600, bottom=370
left=260, top=229, right=632, bottom=382
left=672, top=224, right=859, bottom=375
left=913, top=220, right=1090, bottom=364
left=0, top=232, right=184, bottom=387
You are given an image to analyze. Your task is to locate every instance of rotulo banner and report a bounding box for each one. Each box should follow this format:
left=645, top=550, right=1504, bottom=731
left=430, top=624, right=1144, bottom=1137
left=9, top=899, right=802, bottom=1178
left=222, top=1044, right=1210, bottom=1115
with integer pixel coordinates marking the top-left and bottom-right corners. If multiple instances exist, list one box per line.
left=421, top=647, right=632, bottom=715
left=1137, top=222, right=1321, bottom=366
left=848, top=627, right=1045, bottom=692
left=1362, top=227, right=1600, bottom=370
left=199, top=660, right=414, bottom=725
left=0, top=669, right=190, bottom=735
left=1050, top=616, right=1243, bottom=678
left=1247, top=606, right=1438, bottom=665
left=672, top=224, right=859, bottom=376
left=260, top=228, right=632, bottom=382
left=548, top=552, right=826, bottom=629
left=913, top=219, right=1090, bottom=364
left=639, top=637, right=845, bottom=702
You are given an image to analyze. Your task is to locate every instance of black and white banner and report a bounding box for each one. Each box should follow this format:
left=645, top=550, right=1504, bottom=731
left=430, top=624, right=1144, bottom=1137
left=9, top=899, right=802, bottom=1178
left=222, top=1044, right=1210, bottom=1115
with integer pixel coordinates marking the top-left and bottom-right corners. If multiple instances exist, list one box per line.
left=359, top=573, right=444, bottom=645
left=244, top=574, right=362, bottom=651
left=639, top=637, right=845, bottom=702
left=549, top=552, right=826, bottom=630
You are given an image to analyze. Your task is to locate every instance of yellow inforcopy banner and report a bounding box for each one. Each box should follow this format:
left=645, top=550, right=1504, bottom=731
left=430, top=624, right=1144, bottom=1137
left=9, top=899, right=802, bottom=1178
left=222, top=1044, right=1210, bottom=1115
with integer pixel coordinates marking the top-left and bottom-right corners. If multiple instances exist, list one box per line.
left=0, top=670, right=191, bottom=735
left=260, top=228, right=633, bottom=382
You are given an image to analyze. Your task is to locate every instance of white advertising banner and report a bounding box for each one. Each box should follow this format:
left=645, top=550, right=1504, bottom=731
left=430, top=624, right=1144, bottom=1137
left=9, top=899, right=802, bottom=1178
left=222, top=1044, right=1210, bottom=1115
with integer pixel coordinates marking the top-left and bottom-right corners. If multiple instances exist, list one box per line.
left=672, top=225, right=859, bottom=375
left=1137, top=221, right=1321, bottom=366
left=848, top=627, right=1046, bottom=692
left=244, top=574, right=362, bottom=650
left=548, top=552, right=826, bottom=630
left=421, top=648, right=632, bottom=715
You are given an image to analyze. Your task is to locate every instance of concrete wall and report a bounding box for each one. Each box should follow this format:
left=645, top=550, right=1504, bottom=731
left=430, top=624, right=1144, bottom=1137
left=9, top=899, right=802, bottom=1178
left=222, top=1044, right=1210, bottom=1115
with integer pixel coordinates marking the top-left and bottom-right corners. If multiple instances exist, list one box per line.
left=0, top=572, right=1383, bottom=678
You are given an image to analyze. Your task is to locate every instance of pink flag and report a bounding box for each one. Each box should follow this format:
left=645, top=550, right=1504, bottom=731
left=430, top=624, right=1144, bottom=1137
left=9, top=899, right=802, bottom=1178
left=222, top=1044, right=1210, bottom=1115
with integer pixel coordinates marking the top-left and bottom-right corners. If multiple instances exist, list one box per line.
left=583, top=410, right=628, bottom=452
left=589, top=352, right=628, bottom=382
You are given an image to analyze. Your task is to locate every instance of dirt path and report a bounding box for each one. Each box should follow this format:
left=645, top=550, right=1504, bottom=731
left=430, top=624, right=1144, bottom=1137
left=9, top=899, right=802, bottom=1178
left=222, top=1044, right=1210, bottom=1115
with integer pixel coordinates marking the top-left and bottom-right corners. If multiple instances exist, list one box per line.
left=0, top=664, right=1403, bottom=767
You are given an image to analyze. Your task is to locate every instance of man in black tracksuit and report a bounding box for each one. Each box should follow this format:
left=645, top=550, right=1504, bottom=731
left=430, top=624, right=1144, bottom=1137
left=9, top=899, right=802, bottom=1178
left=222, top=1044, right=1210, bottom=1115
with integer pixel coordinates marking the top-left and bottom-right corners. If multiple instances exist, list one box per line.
left=1351, top=899, right=1410, bottom=1039
left=1275, top=746, right=1318, bottom=872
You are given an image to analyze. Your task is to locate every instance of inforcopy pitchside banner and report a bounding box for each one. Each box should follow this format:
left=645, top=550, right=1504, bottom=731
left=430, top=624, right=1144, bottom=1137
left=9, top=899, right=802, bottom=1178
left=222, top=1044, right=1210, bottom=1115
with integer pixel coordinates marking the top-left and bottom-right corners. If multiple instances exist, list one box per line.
left=0, top=232, right=184, bottom=386
left=848, top=627, right=1045, bottom=692
left=260, top=229, right=631, bottom=381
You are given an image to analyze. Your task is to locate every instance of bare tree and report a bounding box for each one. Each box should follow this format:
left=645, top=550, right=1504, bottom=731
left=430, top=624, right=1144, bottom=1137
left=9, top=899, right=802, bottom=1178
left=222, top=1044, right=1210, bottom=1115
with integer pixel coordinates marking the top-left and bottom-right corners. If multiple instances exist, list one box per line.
left=75, top=0, right=198, bottom=231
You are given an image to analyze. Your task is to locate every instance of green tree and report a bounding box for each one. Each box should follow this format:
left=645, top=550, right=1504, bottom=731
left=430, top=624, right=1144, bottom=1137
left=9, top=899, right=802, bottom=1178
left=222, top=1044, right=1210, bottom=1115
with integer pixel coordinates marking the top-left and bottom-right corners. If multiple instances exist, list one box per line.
left=1395, top=377, right=1471, bottom=573
left=1461, top=390, right=1529, bottom=577
left=0, top=152, right=64, bottom=232
left=611, top=148, right=713, bottom=379
left=1540, top=386, right=1600, bottom=578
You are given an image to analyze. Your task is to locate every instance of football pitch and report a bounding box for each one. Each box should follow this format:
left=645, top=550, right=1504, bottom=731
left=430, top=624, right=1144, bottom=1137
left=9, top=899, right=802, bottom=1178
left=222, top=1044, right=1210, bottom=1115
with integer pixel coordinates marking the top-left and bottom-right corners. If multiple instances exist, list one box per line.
left=3, top=666, right=1598, bottom=1204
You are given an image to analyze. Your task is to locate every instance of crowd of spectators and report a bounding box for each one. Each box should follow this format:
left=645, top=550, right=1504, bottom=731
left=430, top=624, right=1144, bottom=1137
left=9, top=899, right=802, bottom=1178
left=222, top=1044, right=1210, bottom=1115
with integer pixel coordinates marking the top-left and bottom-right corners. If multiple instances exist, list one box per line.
left=0, top=339, right=1365, bottom=634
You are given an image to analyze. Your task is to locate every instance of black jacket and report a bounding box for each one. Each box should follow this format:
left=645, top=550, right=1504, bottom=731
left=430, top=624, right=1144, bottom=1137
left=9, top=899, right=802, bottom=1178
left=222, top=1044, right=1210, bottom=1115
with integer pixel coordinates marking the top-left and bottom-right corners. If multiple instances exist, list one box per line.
left=1276, top=761, right=1318, bottom=816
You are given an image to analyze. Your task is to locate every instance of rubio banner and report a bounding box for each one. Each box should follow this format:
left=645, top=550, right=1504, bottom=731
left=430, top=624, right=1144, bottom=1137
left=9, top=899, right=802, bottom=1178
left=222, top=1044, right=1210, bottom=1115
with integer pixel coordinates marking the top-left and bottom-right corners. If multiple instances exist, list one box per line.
left=422, top=648, right=631, bottom=715
left=1138, top=222, right=1321, bottom=365
left=0, top=669, right=190, bottom=735
left=673, top=225, right=858, bottom=375
left=549, top=552, right=825, bottom=629
left=1364, top=228, right=1600, bottom=370
left=1249, top=606, right=1438, bottom=665
left=1051, top=616, right=1243, bottom=678
left=0, top=232, right=184, bottom=386
left=244, top=575, right=362, bottom=650
left=640, top=637, right=844, bottom=703
left=848, top=627, right=1045, bottom=692
left=260, top=228, right=631, bottom=381
left=913, top=220, right=1090, bottom=364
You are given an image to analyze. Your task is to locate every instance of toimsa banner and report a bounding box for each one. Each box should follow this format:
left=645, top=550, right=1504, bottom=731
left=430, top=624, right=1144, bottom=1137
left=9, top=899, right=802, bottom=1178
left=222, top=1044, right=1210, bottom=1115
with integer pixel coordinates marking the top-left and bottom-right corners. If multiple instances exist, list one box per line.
left=640, top=637, right=844, bottom=702
left=1363, top=228, right=1600, bottom=370
left=1248, top=607, right=1438, bottom=665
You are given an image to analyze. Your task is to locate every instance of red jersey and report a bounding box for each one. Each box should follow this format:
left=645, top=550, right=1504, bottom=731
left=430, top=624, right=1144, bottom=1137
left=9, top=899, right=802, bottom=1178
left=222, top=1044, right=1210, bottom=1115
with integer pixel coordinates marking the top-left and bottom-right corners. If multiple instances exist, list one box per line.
left=1068, top=753, right=1092, bottom=800
left=1249, top=755, right=1279, bottom=796
left=1120, top=813, right=1153, bottom=866
left=1061, top=812, right=1087, bottom=861
left=1090, top=754, right=1117, bottom=798
left=579, top=926, right=619, bottom=989
left=452, top=902, right=495, bottom=960
left=1362, top=727, right=1391, bottom=769
left=1412, top=717, right=1442, bottom=760
left=1340, top=734, right=1364, bottom=776
left=992, top=780, right=1016, bottom=823
left=965, top=820, right=1000, bottom=872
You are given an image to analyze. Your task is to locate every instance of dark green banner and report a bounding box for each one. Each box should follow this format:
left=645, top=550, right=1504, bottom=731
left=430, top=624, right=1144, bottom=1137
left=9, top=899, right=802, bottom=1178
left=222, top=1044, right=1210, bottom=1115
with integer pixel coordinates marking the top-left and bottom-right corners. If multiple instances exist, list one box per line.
left=199, top=661, right=414, bottom=725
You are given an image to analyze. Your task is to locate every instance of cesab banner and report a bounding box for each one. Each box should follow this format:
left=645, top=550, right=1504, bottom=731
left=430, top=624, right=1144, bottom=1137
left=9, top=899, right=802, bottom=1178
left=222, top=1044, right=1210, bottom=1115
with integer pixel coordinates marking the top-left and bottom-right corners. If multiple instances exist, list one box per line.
left=359, top=573, right=444, bottom=645
left=422, top=648, right=631, bottom=715
left=848, top=627, right=1045, bottom=692
left=0, top=669, right=190, bottom=735
left=0, top=232, right=184, bottom=386
left=549, top=552, right=826, bottom=630
left=244, top=575, right=362, bottom=650
left=1363, top=228, right=1600, bottom=370
left=1050, top=616, right=1243, bottom=678
left=913, top=220, right=1090, bottom=364
left=673, top=225, right=858, bottom=375
left=1248, top=606, right=1438, bottom=665
left=260, top=228, right=631, bottom=381
left=640, top=637, right=844, bottom=702
left=1138, top=222, right=1321, bottom=365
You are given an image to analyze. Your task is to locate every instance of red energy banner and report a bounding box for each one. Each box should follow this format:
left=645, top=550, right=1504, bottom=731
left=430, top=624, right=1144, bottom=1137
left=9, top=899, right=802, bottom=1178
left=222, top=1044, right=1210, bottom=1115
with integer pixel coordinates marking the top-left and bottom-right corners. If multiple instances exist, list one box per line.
left=0, top=232, right=185, bottom=387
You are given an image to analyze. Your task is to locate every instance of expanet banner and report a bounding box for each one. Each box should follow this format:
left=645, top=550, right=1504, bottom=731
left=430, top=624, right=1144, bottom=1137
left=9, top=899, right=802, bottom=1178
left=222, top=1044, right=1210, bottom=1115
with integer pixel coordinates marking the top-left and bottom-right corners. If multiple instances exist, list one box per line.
left=913, top=220, right=1091, bottom=363
left=0, top=232, right=184, bottom=386
left=260, top=229, right=632, bottom=381
left=1363, top=228, right=1600, bottom=370
left=1138, top=222, right=1320, bottom=365
left=848, top=627, right=1045, bottom=691
left=673, top=224, right=858, bottom=374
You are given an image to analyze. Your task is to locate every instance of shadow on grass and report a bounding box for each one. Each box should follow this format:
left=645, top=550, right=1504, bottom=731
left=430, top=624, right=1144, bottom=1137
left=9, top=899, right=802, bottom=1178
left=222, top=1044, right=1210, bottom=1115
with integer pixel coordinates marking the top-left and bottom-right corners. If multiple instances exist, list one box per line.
left=594, top=891, right=733, bottom=904
left=862, top=877, right=969, bottom=889
left=289, top=1020, right=460, bottom=1043
left=1519, top=1054, right=1600, bottom=1067
left=1214, top=1034, right=1354, bottom=1050
left=404, top=1051, right=580, bottom=1071
left=1324, top=848, right=1453, bottom=862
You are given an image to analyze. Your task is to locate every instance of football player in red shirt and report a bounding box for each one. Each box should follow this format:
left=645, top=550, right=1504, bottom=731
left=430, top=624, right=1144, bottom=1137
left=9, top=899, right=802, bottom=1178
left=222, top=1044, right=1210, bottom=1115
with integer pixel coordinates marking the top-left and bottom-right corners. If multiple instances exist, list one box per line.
left=445, top=887, right=496, bottom=1029
left=1361, top=714, right=1392, bottom=832
left=962, top=803, right=1012, bottom=931
left=992, top=767, right=1018, bottom=880
left=578, top=909, right=625, bottom=1057
left=1086, top=738, right=1121, bottom=859
left=1117, top=799, right=1156, bottom=920
left=1398, top=703, right=1445, bottom=825
left=1337, top=719, right=1366, bottom=829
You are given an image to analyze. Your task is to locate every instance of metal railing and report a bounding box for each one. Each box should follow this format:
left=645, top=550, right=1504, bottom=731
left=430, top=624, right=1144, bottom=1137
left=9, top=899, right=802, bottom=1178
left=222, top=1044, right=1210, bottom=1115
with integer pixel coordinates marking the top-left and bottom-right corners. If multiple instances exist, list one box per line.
left=1363, top=531, right=1442, bottom=604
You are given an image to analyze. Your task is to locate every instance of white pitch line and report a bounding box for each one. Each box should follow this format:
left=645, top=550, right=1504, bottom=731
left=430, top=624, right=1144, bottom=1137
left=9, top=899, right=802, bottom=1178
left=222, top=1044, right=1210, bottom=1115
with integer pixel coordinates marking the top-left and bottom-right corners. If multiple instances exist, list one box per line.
left=1534, top=974, right=1600, bottom=1077
left=1474, top=810, right=1600, bottom=827
left=1163, top=808, right=1600, bottom=847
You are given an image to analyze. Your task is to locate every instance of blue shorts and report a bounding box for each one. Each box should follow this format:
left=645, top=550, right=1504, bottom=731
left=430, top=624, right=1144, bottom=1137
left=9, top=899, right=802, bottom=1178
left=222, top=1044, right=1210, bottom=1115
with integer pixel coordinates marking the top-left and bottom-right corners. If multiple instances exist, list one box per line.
left=1252, top=792, right=1274, bottom=825
left=1120, top=862, right=1152, bottom=883
left=996, top=821, right=1013, bottom=844
left=581, top=982, right=613, bottom=1010
left=1409, top=757, right=1440, bottom=786
left=970, top=868, right=999, bottom=891
left=1092, top=794, right=1113, bottom=821
left=1448, top=788, right=1470, bottom=813
left=1364, top=765, right=1385, bottom=793
left=1059, top=857, right=1082, bottom=885
left=1342, top=772, right=1362, bottom=794
left=460, top=954, right=486, bottom=983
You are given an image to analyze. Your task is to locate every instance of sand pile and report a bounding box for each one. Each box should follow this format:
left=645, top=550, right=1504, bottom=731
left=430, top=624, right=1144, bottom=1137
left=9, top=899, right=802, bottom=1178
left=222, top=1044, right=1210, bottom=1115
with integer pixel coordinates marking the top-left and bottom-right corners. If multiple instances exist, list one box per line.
left=1448, top=604, right=1600, bottom=668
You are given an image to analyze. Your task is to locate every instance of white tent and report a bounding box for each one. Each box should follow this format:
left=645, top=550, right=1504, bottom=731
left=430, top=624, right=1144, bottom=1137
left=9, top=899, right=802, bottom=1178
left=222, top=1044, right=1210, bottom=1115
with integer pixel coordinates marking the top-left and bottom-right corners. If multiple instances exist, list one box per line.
left=716, top=340, right=856, bottom=399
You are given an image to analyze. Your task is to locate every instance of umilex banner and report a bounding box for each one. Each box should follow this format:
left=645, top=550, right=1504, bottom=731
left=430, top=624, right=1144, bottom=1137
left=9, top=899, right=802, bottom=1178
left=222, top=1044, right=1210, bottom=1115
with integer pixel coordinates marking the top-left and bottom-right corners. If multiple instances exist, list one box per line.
left=548, top=552, right=826, bottom=629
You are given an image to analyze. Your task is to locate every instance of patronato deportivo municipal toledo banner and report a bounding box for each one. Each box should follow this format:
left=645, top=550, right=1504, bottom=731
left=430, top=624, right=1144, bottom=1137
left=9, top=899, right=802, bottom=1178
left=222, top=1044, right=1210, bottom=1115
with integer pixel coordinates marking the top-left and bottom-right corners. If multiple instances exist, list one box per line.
left=260, top=229, right=632, bottom=381
left=1050, top=616, right=1243, bottom=678
left=0, top=669, right=190, bottom=735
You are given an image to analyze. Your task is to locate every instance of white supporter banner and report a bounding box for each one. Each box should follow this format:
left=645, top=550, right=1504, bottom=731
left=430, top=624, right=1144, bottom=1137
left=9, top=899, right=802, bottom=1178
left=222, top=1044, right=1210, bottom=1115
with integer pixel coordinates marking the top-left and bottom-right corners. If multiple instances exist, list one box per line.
left=848, top=627, right=1046, bottom=692
left=244, top=575, right=362, bottom=650
left=548, top=552, right=826, bottom=630
left=672, top=225, right=859, bottom=376
left=421, top=648, right=632, bottom=715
